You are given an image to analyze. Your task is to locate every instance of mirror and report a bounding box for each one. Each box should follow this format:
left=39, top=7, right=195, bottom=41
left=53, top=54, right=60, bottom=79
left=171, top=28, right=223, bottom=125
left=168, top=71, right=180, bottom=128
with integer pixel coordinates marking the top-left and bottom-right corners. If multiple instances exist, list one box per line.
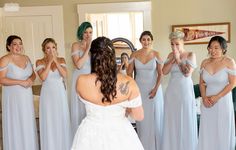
left=111, top=37, right=137, bottom=65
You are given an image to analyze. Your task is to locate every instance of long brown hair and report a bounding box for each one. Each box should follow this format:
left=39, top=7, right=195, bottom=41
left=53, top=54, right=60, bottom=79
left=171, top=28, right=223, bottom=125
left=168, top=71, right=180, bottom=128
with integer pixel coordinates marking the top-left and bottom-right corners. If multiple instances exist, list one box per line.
left=90, top=37, right=117, bottom=103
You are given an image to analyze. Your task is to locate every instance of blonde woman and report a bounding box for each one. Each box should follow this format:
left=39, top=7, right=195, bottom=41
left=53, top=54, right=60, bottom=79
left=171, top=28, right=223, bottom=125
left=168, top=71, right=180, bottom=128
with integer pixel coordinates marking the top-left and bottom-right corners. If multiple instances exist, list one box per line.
left=162, top=31, right=198, bottom=150
left=36, top=38, right=71, bottom=150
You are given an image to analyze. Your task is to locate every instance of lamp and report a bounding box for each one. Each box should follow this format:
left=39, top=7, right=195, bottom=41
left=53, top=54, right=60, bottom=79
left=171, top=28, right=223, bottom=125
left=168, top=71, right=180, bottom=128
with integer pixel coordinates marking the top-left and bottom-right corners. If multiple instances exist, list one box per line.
left=3, top=3, right=20, bottom=12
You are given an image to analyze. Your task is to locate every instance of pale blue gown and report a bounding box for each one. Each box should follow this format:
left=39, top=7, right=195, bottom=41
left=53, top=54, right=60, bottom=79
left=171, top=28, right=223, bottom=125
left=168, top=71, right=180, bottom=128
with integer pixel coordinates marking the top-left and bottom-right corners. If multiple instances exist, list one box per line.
left=70, top=50, right=91, bottom=136
left=131, top=57, right=164, bottom=150
left=0, top=62, right=39, bottom=150
left=162, top=60, right=198, bottom=150
left=36, top=64, right=72, bottom=150
left=198, top=67, right=236, bottom=150
left=71, top=95, right=144, bottom=150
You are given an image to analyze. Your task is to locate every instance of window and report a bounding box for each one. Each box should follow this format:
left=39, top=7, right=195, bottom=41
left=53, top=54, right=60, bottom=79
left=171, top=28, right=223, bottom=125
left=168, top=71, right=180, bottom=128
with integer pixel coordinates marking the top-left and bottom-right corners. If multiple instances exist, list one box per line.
left=77, top=1, right=151, bottom=49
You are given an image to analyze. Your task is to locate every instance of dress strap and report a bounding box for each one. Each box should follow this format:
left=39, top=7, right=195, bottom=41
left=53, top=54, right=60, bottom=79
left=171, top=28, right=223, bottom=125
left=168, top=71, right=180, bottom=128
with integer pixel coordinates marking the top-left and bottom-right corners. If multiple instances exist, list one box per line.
left=127, top=95, right=142, bottom=108
left=60, top=63, right=67, bottom=68
left=199, top=68, right=204, bottom=74
left=226, top=68, right=236, bottom=76
left=0, top=65, right=8, bottom=72
left=164, top=58, right=170, bottom=64
left=186, top=59, right=197, bottom=68
left=35, top=65, right=45, bottom=72
left=71, top=49, right=83, bottom=57
left=181, top=59, right=197, bottom=69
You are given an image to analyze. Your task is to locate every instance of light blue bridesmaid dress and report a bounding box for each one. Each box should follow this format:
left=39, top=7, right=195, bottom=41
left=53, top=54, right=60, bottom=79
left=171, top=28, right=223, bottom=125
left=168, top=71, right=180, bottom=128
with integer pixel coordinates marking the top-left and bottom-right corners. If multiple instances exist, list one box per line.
left=70, top=50, right=91, bottom=136
left=131, top=57, right=164, bottom=150
left=198, top=67, right=236, bottom=150
left=0, top=62, right=39, bottom=150
left=162, top=59, right=198, bottom=150
left=36, top=64, right=72, bottom=150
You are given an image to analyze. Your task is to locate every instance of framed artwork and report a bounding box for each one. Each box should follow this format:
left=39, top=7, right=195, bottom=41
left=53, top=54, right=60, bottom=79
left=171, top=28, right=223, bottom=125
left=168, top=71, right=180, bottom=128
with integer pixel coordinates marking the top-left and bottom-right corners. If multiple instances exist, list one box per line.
left=172, top=22, right=230, bottom=44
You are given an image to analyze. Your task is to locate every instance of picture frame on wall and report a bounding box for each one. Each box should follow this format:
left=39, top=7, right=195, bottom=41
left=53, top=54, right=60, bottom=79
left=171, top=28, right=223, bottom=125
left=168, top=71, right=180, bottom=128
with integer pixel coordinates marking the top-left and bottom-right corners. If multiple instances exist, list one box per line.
left=172, top=22, right=230, bottom=44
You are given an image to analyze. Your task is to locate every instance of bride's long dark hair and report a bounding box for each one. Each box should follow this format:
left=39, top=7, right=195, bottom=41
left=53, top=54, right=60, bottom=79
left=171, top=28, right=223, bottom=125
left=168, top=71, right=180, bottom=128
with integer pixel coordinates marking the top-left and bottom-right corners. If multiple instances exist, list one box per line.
left=90, top=36, right=117, bottom=103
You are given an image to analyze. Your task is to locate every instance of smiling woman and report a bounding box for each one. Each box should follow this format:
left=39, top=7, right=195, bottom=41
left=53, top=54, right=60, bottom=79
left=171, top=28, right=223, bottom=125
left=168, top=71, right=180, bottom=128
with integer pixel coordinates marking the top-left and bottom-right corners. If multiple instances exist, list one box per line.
left=198, top=36, right=236, bottom=150
left=0, top=35, right=38, bottom=150
left=127, top=31, right=164, bottom=150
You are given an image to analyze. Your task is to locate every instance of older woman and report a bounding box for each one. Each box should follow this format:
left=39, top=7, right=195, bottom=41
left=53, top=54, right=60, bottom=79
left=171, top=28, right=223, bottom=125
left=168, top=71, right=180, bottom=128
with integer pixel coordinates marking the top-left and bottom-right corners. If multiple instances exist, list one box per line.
left=198, top=36, right=236, bottom=150
left=0, top=35, right=38, bottom=150
left=70, top=22, right=93, bottom=136
left=162, top=30, right=198, bottom=150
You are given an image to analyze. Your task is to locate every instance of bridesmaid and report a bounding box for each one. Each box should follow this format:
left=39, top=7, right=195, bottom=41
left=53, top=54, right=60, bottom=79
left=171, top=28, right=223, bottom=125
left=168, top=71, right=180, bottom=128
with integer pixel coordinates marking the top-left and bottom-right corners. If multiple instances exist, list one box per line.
left=70, top=22, right=93, bottom=136
left=162, top=30, right=198, bottom=150
left=127, top=31, right=164, bottom=150
left=36, top=38, right=71, bottom=150
left=198, top=36, right=236, bottom=150
left=0, top=35, right=39, bottom=150
left=118, top=52, right=129, bottom=75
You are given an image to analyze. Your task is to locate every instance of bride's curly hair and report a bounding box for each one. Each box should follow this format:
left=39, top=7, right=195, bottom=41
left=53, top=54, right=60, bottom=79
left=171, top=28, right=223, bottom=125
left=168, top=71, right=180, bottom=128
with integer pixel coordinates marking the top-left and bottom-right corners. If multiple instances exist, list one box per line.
left=90, top=36, right=117, bottom=103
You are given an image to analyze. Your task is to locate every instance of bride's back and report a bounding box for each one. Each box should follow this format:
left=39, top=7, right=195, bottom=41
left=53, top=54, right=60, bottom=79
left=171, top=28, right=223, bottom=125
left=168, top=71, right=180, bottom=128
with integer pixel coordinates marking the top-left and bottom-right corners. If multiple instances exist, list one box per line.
left=77, top=73, right=139, bottom=106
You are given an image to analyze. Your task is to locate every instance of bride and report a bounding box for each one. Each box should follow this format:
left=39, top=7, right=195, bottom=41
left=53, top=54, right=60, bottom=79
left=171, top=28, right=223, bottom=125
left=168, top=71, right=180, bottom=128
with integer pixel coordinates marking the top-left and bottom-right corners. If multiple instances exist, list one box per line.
left=71, top=36, right=144, bottom=150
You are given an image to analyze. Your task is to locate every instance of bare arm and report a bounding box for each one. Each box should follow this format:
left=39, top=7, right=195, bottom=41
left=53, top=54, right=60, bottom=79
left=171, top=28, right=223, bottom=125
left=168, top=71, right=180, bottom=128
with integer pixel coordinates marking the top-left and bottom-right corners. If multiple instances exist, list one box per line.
left=209, top=58, right=236, bottom=104
left=0, top=55, right=31, bottom=87
left=127, top=79, right=144, bottom=121
left=149, top=52, right=163, bottom=99
left=26, top=56, right=36, bottom=86
left=162, top=52, right=175, bottom=75
left=36, top=59, right=52, bottom=81
left=54, top=57, right=67, bottom=78
left=199, top=60, right=212, bottom=107
left=126, top=53, right=135, bottom=77
left=179, top=52, right=196, bottom=77
left=71, top=40, right=91, bottom=69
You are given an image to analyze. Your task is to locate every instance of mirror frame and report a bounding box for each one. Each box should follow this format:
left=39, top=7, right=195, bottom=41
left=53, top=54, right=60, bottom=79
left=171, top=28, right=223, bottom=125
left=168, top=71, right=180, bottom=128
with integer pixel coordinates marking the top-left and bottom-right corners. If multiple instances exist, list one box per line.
left=111, top=37, right=137, bottom=52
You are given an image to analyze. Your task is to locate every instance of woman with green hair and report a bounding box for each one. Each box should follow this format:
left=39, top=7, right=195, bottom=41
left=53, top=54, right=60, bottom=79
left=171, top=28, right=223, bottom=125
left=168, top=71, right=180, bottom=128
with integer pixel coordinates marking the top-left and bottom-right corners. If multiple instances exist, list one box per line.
left=70, top=21, right=93, bottom=137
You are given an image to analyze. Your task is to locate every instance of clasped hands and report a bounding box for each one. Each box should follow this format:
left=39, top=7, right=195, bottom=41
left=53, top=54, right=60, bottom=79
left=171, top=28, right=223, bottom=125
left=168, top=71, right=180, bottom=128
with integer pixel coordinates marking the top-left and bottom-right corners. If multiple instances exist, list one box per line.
left=20, top=78, right=33, bottom=88
left=202, top=95, right=219, bottom=108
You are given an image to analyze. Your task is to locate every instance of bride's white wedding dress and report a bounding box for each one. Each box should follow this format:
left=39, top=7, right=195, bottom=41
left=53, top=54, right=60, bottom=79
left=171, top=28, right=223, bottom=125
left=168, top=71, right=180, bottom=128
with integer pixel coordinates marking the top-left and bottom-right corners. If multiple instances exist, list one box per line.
left=71, top=95, right=144, bottom=150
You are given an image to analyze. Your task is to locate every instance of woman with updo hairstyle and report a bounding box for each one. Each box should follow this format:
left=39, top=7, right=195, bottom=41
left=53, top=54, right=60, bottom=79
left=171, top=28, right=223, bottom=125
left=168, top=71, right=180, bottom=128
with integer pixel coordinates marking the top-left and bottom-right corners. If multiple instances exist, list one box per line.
left=127, top=30, right=164, bottom=150
left=71, top=36, right=144, bottom=150
left=70, top=22, right=93, bottom=136
left=35, top=38, right=71, bottom=150
left=198, top=36, right=236, bottom=150
left=162, top=30, right=198, bottom=150
left=0, top=35, right=39, bottom=150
